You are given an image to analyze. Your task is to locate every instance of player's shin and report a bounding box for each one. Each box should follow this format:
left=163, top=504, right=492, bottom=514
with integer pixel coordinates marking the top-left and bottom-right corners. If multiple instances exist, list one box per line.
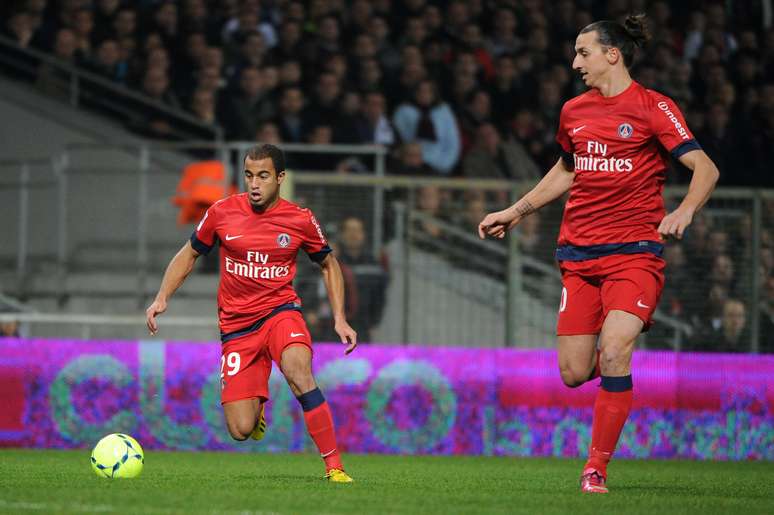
left=296, top=387, right=344, bottom=471
left=585, top=375, right=633, bottom=477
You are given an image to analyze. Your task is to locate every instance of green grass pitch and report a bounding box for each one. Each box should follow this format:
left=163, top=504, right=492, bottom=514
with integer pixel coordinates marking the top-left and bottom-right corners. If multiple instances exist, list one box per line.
left=1, top=450, right=772, bottom=514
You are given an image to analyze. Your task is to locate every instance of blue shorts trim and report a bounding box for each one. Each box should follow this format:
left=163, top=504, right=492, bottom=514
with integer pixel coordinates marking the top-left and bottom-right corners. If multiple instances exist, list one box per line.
left=556, top=241, right=664, bottom=261
left=220, top=303, right=302, bottom=343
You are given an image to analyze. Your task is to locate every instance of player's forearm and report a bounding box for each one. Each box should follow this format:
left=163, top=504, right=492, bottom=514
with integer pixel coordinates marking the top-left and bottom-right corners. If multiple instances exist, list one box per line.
left=320, top=255, right=347, bottom=322
left=154, top=244, right=198, bottom=303
left=507, top=158, right=574, bottom=219
left=678, top=159, right=719, bottom=214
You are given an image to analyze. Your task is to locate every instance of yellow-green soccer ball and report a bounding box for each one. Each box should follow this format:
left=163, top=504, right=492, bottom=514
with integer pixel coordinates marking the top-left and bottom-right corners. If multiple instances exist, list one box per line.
left=90, top=433, right=144, bottom=478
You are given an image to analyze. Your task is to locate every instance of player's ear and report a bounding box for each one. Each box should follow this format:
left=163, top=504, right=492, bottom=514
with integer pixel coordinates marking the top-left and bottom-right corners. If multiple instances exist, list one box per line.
left=276, top=169, right=286, bottom=185
left=606, top=46, right=621, bottom=65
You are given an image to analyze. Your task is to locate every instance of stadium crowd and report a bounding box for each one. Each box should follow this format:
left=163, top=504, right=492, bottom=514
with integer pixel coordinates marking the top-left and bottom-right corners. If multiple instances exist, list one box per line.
left=2, top=0, right=774, bottom=352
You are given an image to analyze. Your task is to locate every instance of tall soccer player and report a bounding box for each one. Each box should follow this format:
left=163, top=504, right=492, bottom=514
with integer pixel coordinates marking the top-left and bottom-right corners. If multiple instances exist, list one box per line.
left=145, top=144, right=356, bottom=483
left=478, top=15, right=718, bottom=493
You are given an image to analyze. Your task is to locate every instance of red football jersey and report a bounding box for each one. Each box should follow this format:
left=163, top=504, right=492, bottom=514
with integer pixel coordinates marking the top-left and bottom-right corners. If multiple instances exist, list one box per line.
left=191, top=194, right=331, bottom=334
left=555, top=81, right=700, bottom=247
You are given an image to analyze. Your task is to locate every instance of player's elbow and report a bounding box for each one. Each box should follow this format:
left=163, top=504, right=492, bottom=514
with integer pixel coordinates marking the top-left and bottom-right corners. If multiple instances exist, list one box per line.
left=695, top=153, right=720, bottom=185
left=708, top=162, right=720, bottom=185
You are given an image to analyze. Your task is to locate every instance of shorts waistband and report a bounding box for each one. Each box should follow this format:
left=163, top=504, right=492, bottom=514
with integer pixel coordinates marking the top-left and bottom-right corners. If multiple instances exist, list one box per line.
left=220, top=303, right=302, bottom=343
left=556, top=241, right=664, bottom=262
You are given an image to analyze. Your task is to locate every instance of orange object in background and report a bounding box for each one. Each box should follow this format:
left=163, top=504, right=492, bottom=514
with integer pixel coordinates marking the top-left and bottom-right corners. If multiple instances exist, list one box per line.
left=172, top=160, right=236, bottom=225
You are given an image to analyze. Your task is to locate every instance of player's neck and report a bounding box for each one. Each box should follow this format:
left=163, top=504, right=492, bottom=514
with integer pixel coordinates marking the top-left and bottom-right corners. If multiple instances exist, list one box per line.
left=250, top=195, right=281, bottom=213
left=595, top=71, right=632, bottom=98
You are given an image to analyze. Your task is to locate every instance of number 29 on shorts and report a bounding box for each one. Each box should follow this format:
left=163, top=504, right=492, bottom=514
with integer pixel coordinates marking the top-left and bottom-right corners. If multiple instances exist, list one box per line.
left=220, top=352, right=241, bottom=377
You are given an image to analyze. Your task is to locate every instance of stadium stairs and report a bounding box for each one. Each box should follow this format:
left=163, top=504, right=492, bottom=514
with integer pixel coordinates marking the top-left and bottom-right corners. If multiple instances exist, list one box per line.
left=0, top=76, right=220, bottom=341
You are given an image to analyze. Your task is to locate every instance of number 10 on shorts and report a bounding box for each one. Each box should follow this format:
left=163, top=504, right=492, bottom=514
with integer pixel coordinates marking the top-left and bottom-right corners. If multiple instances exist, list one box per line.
left=221, top=352, right=241, bottom=377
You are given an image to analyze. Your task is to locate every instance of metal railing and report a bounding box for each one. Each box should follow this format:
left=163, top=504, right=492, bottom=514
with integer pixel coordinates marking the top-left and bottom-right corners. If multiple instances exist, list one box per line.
left=1, top=143, right=770, bottom=351
left=0, top=312, right=212, bottom=341
left=0, top=35, right=222, bottom=141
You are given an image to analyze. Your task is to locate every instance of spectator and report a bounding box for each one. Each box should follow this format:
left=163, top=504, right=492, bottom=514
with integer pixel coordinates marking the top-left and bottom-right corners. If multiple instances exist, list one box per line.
left=256, top=121, right=281, bottom=145
left=272, top=20, right=303, bottom=62
left=690, top=298, right=750, bottom=353
left=112, top=8, right=137, bottom=41
left=302, top=15, right=342, bottom=67
left=336, top=216, right=389, bottom=342
left=304, top=72, right=342, bottom=132
left=357, top=91, right=395, bottom=146
left=358, top=58, right=384, bottom=93
left=278, top=60, right=302, bottom=88
left=275, top=86, right=307, bottom=143
left=71, top=8, right=94, bottom=57
left=220, top=66, right=274, bottom=140
left=2, top=11, right=40, bottom=80
left=413, top=185, right=447, bottom=243
left=487, top=7, right=521, bottom=57
left=393, top=79, right=461, bottom=174
left=463, top=123, right=541, bottom=180
left=758, top=275, right=774, bottom=353
left=94, top=0, right=121, bottom=42
left=36, top=28, right=79, bottom=99
left=0, top=319, right=20, bottom=338
left=488, top=55, right=521, bottom=130
left=189, top=87, right=217, bottom=126
left=222, top=0, right=277, bottom=52
left=86, top=38, right=127, bottom=84
left=390, top=142, right=433, bottom=175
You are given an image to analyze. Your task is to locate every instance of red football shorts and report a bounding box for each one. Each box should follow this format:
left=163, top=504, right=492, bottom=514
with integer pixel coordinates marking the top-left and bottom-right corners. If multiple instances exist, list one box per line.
left=556, top=253, right=665, bottom=336
left=219, top=310, right=313, bottom=404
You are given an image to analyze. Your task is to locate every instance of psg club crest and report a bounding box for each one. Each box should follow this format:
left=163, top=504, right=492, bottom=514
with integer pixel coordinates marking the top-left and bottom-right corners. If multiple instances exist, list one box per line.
left=618, top=123, right=633, bottom=138
left=277, top=233, right=291, bottom=248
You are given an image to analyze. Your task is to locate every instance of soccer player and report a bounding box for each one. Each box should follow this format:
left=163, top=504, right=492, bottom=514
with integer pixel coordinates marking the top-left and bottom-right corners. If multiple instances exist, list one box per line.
left=145, top=144, right=357, bottom=483
left=478, top=15, right=718, bottom=493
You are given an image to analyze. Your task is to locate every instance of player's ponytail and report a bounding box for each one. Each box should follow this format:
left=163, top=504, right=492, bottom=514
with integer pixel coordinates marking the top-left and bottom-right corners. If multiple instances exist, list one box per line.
left=580, top=13, right=650, bottom=68
left=623, top=13, right=650, bottom=48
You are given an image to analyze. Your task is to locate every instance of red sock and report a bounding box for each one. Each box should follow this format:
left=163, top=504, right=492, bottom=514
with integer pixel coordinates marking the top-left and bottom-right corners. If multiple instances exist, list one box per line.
left=585, top=378, right=633, bottom=477
left=303, top=402, right=344, bottom=471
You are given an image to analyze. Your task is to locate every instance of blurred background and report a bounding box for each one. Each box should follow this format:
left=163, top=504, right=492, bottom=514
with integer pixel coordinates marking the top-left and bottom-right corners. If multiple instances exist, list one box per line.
left=1, top=0, right=773, bottom=355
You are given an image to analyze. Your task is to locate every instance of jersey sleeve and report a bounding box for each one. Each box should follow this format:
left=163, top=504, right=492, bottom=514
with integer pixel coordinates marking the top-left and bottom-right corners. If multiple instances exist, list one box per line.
left=190, top=204, right=219, bottom=255
left=555, top=103, right=575, bottom=169
left=649, top=94, right=702, bottom=159
left=300, top=209, right=332, bottom=263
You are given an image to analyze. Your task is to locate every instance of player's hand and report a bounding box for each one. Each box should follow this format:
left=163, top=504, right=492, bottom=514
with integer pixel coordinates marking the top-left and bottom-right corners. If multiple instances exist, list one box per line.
left=478, top=208, right=519, bottom=240
left=658, top=206, right=694, bottom=240
left=145, top=298, right=167, bottom=336
left=334, top=318, right=357, bottom=355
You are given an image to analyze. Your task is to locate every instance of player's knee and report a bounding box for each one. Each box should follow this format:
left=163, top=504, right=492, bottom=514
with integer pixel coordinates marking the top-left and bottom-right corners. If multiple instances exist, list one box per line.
left=282, top=361, right=315, bottom=394
left=559, top=365, right=587, bottom=388
left=226, top=419, right=254, bottom=441
left=286, top=371, right=316, bottom=394
left=599, top=345, right=631, bottom=371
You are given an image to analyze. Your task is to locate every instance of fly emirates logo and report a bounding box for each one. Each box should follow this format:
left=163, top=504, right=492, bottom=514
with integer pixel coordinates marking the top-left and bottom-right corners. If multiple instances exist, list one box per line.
left=574, top=141, right=633, bottom=173
left=225, top=251, right=290, bottom=280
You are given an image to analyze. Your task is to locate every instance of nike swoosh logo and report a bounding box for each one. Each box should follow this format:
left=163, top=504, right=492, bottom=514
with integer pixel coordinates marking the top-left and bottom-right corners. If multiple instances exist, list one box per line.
left=224, top=234, right=243, bottom=241
left=290, top=332, right=305, bottom=338
left=572, top=125, right=586, bottom=134
left=320, top=449, right=337, bottom=458
left=636, top=300, right=650, bottom=309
